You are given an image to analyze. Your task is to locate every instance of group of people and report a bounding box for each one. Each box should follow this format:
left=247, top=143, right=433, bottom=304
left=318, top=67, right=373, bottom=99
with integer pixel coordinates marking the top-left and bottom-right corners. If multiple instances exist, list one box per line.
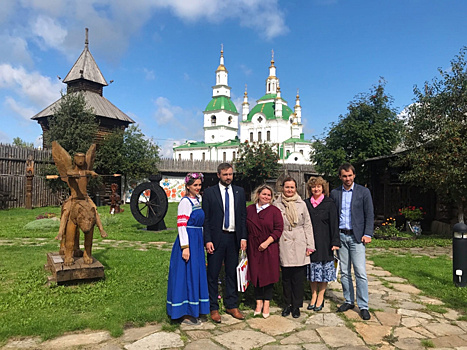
left=166, top=162, right=374, bottom=325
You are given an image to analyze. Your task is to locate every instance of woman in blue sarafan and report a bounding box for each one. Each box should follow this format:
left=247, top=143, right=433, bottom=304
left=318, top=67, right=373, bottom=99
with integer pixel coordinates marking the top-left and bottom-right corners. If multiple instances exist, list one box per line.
left=166, top=172, right=209, bottom=325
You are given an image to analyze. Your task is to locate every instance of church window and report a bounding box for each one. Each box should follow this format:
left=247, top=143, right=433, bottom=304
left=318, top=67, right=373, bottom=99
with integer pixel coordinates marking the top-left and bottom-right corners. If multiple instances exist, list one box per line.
left=212, top=135, right=215, bottom=139
left=289, top=118, right=293, bottom=124
left=267, top=131, right=271, bottom=141
left=223, top=152, right=226, bottom=162
left=300, top=150, right=303, bottom=155
left=211, top=116, right=217, bottom=126
left=178, top=154, right=181, bottom=161
left=228, top=116, right=232, bottom=124
left=257, top=116, right=263, bottom=123
left=190, top=153, right=193, bottom=161
left=232, top=151, right=236, bottom=159
left=286, top=150, right=290, bottom=157
left=268, top=82, right=271, bottom=91
left=258, top=131, right=262, bottom=141
left=202, top=152, right=205, bottom=161
left=250, top=132, right=253, bottom=142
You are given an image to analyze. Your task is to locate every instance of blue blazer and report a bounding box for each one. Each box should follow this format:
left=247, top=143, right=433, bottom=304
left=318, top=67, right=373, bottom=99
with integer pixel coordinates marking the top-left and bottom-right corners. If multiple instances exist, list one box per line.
left=202, top=184, right=247, bottom=249
left=330, top=183, right=375, bottom=241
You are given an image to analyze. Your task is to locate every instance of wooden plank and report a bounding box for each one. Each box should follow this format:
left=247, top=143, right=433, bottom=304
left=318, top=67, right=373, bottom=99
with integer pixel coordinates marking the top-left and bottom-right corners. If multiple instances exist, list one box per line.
left=45, top=252, right=105, bottom=284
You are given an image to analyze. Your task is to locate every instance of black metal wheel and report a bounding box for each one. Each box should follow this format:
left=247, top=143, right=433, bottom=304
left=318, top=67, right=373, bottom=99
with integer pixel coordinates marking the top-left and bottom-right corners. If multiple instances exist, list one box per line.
left=130, top=181, right=168, bottom=226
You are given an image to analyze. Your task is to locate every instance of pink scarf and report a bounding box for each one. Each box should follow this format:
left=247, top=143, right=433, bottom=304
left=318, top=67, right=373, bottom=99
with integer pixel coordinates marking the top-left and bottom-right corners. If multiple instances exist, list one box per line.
left=310, top=194, right=324, bottom=208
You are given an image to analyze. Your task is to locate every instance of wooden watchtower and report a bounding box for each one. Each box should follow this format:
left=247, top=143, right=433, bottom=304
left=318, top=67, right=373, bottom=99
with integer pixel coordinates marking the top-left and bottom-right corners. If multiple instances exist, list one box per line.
left=31, top=28, right=134, bottom=149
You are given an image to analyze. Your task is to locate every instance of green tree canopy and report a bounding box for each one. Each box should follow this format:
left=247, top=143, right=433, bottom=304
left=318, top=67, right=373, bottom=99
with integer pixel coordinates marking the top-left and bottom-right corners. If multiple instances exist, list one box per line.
left=312, top=80, right=403, bottom=184
left=95, top=125, right=160, bottom=185
left=234, top=141, right=280, bottom=192
left=397, top=47, right=467, bottom=223
left=12, top=137, right=34, bottom=148
left=45, top=92, right=98, bottom=155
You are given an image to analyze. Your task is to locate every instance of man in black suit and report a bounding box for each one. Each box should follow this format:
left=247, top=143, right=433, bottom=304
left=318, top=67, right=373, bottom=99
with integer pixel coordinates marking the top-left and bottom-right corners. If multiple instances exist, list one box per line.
left=330, top=163, right=374, bottom=320
left=203, top=163, right=247, bottom=323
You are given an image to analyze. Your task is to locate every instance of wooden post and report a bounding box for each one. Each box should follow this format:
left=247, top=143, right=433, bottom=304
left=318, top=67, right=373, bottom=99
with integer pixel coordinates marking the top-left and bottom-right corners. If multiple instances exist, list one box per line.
left=25, top=155, right=34, bottom=209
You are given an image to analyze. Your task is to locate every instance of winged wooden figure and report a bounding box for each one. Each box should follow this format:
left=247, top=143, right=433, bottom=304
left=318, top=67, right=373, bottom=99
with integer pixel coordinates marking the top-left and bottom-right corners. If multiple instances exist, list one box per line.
left=52, top=141, right=107, bottom=266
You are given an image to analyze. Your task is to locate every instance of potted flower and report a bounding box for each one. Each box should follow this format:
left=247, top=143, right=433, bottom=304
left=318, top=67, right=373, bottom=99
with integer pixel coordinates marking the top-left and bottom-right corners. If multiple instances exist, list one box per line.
left=399, top=206, right=425, bottom=235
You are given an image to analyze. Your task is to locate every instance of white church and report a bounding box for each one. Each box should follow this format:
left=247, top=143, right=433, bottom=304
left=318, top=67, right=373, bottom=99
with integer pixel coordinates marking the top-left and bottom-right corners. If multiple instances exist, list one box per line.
left=173, top=49, right=313, bottom=164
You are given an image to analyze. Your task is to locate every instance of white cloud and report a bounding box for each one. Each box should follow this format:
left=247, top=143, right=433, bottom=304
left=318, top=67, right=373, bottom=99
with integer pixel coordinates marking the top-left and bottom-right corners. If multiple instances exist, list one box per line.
left=158, top=138, right=185, bottom=158
left=0, top=130, right=11, bottom=144
left=4, top=96, right=36, bottom=121
left=0, top=35, right=33, bottom=67
left=154, top=96, right=180, bottom=125
left=0, top=64, right=62, bottom=107
left=144, top=68, right=156, bottom=81
left=31, top=15, right=67, bottom=50
left=240, top=64, right=253, bottom=76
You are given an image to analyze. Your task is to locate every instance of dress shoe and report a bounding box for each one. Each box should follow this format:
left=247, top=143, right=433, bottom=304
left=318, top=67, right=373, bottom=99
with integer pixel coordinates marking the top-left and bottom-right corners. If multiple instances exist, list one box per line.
left=281, top=306, right=291, bottom=317
left=253, top=310, right=261, bottom=316
left=210, top=310, right=221, bottom=323
left=336, top=303, right=355, bottom=312
left=225, top=308, right=244, bottom=320
left=360, top=309, right=371, bottom=320
left=292, top=307, right=300, bottom=318
left=314, top=301, right=324, bottom=312
left=262, top=312, right=270, bottom=319
left=307, top=303, right=315, bottom=311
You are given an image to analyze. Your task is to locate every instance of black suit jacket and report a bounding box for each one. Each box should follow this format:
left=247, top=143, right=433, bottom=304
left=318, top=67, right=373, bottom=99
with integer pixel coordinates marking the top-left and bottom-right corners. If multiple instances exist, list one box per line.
left=330, top=183, right=375, bottom=241
left=202, top=184, right=247, bottom=249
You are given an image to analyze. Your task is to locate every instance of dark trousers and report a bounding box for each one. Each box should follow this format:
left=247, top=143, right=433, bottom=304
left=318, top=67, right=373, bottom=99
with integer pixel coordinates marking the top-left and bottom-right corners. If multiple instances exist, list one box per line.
left=207, top=232, right=238, bottom=310
left=282, top=265, right=306, bottom=308
left=254, top=283, right=274, bottom=301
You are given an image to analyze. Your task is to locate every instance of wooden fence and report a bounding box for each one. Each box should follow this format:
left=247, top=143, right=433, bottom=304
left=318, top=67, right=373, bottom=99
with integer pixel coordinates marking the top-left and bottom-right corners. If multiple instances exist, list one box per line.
left=0, top=144, right=61, bottom=209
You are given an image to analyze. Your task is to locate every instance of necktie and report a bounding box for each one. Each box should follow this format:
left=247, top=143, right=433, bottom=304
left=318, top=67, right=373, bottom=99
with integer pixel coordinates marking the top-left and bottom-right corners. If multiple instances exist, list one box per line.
left=224, top=186, right=230, bottom=230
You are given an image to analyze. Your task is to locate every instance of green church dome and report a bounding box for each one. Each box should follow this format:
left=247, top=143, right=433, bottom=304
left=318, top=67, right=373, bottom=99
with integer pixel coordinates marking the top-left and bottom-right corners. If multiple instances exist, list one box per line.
left=205, top=96, right=238, bottom=113
left=246, top=101, right=293, bottom=122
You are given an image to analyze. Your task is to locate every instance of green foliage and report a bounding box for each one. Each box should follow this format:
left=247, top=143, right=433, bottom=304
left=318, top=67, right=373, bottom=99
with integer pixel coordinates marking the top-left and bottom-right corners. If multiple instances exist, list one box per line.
left=312, top=79, right=403, bottom=183
left=371, top=253, right=467, bottom=317
left=45, top=92, right=98, bottom=155
left=24, top=218, right=60, bottom=231
left=234, top=141, right=280, bottom=191
left=95, top=125, right=160, bottom=183
left=12, top=137, right=33, bottom=148
left=397, top=47, right=467, bottom=222
left=374, top=217, right=411, bottom=239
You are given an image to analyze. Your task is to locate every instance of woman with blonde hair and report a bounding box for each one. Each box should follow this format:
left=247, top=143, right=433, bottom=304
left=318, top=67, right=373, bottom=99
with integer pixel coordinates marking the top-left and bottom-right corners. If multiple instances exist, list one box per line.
left=246, top=184, right=284, bottom=318
left=304, top=176, right=340, bottom=311
left=274, top=177, right=315, bottom=318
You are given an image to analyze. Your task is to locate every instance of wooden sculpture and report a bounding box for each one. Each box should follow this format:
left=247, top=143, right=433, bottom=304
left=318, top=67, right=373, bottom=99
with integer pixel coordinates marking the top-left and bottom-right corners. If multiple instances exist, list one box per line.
left=52, top=141, right=107, bottom=266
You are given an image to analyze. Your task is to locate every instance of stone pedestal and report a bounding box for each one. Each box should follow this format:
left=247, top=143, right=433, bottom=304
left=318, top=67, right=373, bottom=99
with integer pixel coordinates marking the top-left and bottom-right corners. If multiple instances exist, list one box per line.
left=45, top=252, right=105, bottom=284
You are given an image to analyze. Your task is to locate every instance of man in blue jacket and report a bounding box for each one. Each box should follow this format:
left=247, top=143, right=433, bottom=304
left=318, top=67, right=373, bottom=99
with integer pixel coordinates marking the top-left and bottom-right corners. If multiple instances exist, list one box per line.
left=330, top=163, right=374, bottom=320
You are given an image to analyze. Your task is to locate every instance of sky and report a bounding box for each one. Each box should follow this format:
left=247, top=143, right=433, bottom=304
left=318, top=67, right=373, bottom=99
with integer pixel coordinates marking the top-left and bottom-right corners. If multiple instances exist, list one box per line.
left=0, top=0, right=466, bottom=157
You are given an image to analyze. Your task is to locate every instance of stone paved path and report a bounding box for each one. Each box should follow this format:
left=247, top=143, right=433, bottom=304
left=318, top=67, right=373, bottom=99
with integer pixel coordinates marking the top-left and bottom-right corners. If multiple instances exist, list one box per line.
left=3, top=244, right=465, bottom=350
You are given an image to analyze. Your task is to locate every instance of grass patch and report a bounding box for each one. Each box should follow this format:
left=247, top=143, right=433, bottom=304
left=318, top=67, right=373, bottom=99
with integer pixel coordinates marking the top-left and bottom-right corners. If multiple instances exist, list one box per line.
left=426, top=304, right=448, bottom=314
left=421, top=339, right=435, bottom=348
left=370, top=253, right=467, bottom=317
left=370, top=235, right=451, bottom=248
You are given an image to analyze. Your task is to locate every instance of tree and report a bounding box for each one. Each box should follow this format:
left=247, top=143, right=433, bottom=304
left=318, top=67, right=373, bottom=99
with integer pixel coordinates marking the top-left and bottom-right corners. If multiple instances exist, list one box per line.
left=234, top=141, right=280, bottom=192
left=397, top=47, right=467, bottom=223
left=95, top=124, right=160, bottom=185
left=45, top=92, right=98, bottom=154
left=312, top=80, right=403, bottom=185
left=12, top=137, right=33, bottom=148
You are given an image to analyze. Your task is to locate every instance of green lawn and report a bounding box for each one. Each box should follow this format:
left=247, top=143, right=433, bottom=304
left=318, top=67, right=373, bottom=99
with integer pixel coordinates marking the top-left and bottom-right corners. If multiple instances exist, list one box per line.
left=0, top=204, right=463, bottom=344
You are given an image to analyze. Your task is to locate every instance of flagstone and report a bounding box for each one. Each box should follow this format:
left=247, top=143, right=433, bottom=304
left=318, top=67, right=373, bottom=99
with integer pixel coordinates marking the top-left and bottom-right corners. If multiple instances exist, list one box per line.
left=121, top=324, right=162, bottom=342
left=213, top=330, right=275, bottom=350
left=280, top=330, right=321, bottom=344
left=42, top=331, right=111, bottom=349
left=380, top=276, right=407, bottom=283
left=400, top=317, right=429, bottom=327
left=354, top=323, right=392, bottom=344
left=410, top=326, right=436, bottom=338
left=393, top=337, right=425, bottom=350
left=391, top=283, right=422, bottom=294
left=416, top=296, right=443, bottom=305
left=124, top=332, right=183, bottom=350
left=431, top=335, right=467, bottom=348
left=424, top=322, right=465, bottom=336
left=305, top=313, right=345, bottom=327
left=369, top=270, right=392, bottom=277
left=301, top=345, right=329, bottom=350
left=393, top=327, right=424, bottom=339
left=247, top=315, right=300, bottom=336
left=185, top=331, right=213, bottom=340
left=374, top=311, right=401, bottom=326
left=316, top=327, right=365, bottom=348
left=398, top=301, right=425, bottom=310
left=397, top=309, right=433, bottom=319
left=443, top=308, right=460, bottom=320
left=2, top=337, right=41, bottom=349
left=385, top=291, right=411, bottom=302
left=262, top=345, right=302, bottom=350
left=184, top=339, right=224, bottom=350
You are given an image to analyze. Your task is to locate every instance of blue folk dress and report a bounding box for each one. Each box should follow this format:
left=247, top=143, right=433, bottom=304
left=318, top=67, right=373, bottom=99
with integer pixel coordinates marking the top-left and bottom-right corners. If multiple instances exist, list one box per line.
left=166, top=196, right=209, bottom=319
